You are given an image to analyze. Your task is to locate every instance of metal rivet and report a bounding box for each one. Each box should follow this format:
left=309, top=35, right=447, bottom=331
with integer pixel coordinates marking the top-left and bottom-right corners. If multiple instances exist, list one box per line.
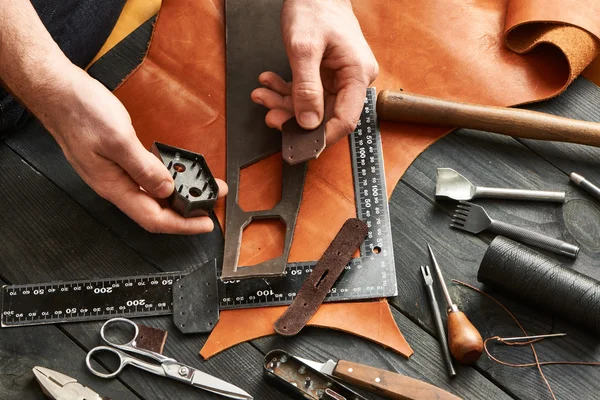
left=178, top=366, right=189, bottom=376
left=375, top=377, right=381, bottom=383
left=348, top=368, right=353, bottom=373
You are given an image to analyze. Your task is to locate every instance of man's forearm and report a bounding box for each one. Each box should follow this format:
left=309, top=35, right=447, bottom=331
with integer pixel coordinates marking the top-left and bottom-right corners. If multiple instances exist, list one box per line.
left=0, top=0, right=76, bottom=125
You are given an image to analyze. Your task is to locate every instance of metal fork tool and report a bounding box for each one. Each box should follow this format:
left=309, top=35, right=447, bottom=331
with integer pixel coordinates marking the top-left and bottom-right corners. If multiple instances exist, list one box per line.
left=451, top=201, right=579, bottom=258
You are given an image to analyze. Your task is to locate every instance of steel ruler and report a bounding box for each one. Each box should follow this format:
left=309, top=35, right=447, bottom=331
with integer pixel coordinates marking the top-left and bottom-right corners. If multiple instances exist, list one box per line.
left=1, top=88, right=396, bottom=327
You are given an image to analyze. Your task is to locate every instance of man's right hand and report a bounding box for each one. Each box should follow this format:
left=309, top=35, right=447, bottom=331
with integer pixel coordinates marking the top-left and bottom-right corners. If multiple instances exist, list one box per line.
left=41, top=64, right=228, bottom=235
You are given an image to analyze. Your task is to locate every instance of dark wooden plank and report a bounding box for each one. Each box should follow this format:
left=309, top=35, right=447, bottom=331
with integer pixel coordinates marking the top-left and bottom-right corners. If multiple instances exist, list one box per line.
left=393, top=114, right=600, bottom=399
left=0, top=281, right=138, bottom=400
left=252, top=306, right=513, bottom=400
left=0, top=143, right=282, bottom=399
left=3, top=119, right=223, bottom=275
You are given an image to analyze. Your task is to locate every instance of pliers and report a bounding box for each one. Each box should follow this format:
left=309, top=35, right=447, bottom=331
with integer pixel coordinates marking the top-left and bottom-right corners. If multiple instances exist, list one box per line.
left=33, top=366, right=108, bottom=400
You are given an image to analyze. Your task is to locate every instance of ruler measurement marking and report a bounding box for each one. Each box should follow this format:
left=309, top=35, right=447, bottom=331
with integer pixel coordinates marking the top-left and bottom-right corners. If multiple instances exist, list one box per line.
left=2, top=90, right=397, bottom=327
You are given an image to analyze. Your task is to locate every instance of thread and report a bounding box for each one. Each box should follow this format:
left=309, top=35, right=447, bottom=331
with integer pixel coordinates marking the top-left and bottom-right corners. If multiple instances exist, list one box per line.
left=453, top=280, right=600, bottom=400
left=477, top=236, right=600, bottom=335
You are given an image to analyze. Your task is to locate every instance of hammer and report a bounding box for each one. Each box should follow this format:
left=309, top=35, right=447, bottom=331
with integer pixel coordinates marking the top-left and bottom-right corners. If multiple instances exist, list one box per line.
left=376, top=90, right=600, bottom=147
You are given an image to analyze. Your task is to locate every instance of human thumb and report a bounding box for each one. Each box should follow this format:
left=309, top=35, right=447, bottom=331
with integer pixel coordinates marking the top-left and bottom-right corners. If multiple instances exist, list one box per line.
left=289, top=52, right=324, bottom=129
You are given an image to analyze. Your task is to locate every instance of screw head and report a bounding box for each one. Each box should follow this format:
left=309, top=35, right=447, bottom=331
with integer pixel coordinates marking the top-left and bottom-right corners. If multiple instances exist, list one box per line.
left=179, top=366, right=189, bottom=376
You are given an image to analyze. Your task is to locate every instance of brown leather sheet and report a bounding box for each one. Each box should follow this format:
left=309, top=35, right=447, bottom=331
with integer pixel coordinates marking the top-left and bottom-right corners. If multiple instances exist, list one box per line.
left=111, top=0, right=599, bottom=356
left=200, top=300, right=413, bottom=359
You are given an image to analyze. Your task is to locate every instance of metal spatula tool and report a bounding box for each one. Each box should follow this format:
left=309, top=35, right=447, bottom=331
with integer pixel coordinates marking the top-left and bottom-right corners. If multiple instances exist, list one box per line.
left=436, top=168, right=565, bottom=202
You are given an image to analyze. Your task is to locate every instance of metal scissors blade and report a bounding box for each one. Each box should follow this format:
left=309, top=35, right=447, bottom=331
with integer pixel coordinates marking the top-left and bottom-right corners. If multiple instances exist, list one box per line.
left=188, top=368, right=253, bottom=400
left=86, top=318, right=252, bottom=399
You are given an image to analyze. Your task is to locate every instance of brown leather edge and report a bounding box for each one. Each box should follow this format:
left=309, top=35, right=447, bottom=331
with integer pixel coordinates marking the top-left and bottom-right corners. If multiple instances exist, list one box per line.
left=201, top=300, right=414, bottom=360
left=273, top=218, right=368, bottom=336
left=282, top=118, right=327, bottom=165
left=112, top=13, right=159, bottom=92
left=136, top=324, right=168, bottom=354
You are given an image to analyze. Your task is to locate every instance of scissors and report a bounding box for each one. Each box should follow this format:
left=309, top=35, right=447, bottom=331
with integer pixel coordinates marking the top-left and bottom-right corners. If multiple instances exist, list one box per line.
left=85, top=318, right=253, bottom=400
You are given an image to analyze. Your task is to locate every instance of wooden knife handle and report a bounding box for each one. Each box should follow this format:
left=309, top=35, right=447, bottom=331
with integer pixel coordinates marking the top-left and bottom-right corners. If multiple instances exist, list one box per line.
left=334, top=360, right=462, bottom=400
left=376, top=90, right=600, bottom=147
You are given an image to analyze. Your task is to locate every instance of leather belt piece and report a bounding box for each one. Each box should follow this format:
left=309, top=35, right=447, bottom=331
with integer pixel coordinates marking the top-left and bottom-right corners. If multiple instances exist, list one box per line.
left=136, top=324, right=168, bottom=354
left=274, top=218, right=368, bottom=336
left=282, top=118, right=327, bottom=165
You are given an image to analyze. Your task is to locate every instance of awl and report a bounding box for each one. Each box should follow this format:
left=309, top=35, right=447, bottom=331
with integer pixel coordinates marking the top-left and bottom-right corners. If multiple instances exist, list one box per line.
left=296, top=356, right=462, bottom=400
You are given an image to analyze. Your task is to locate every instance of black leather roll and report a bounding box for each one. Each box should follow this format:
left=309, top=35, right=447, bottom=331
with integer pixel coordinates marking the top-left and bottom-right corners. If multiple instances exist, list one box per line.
left=478, top=236, right=600, bottom=335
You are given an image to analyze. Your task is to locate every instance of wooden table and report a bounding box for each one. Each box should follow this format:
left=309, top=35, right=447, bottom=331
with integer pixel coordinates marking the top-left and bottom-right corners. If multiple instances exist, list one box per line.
left=2, top=18, right=600, bottom=400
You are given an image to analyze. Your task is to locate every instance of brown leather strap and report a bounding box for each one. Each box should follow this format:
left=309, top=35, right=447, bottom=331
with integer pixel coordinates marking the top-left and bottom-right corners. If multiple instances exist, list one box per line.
left=282, top=118, right=326, bottom=165
left=136, top=324, right=168, bottom=354
left=273, top=218, right=368, bottom=336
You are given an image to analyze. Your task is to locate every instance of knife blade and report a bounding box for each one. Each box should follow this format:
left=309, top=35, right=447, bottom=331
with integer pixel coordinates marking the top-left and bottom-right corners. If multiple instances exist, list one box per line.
left=295, top=357, right=462, bottom=400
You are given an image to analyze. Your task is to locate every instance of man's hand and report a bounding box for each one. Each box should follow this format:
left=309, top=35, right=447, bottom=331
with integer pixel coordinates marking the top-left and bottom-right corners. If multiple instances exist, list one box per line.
left=0, top=0, right=227, bottom=235
left=46, top=66, right=227, bottom=234
left=251, top=0, right=378, bottom=144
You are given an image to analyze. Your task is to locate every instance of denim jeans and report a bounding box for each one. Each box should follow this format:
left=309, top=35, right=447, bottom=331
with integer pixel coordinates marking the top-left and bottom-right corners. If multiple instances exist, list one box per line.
left=0, top=0, right=127, bottom=133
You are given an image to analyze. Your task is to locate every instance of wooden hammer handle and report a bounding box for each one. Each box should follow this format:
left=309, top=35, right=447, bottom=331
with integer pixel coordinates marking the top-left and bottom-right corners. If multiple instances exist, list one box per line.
left=376, top=90, right=600, bottom=147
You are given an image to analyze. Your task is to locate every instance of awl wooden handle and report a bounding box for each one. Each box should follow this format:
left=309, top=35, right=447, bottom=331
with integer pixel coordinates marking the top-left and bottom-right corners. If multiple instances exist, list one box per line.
left=334, top=360, right=462, bottom=400
left=376, top=90, right=600, bottom=147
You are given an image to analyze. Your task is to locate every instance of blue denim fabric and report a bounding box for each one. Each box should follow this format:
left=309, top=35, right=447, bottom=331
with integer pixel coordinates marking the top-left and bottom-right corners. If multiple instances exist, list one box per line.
left=0, top=0, right=126, bottom=133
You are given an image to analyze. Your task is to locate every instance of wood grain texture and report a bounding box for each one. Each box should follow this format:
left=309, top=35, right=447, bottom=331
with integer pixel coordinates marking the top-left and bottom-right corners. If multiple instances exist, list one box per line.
left=2, top=13, right=600, bottom=400
left=446, top=311, right=483, bottom=365
left=252, top=306, right=512, bottom=400
left=394, top=103, right=600, bottom=398
left=333, top=360, right=462, bottom=400
left=3, top=120, right=223, bottom=275
left=0, top=144, right=281, bottom=400
left=377, top=90, right=600, bottom=147
left=0, top=281, right=138, bottom=400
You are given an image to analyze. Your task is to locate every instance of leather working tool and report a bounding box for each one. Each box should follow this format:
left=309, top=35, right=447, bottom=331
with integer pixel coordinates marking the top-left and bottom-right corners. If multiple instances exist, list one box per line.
left=296, top=355, right=462, bottom=400
left=151, top=142, right=219, bottom=218
left=420, top=265, right=457, bottom=378
left=263, top=350, right=367, bottom=400
left=451, top=201, right=580, bottom=258
left=377, top=90, right=600, bottom=148
left=428, top=245, right=483, bottom=365
left=107, top=0, right=600, bottom=356
left=85, top=318, right=253, bottom=400
left=273, top=218, right=368, bottom=336
left=222, top=0, right=307, bottom=280
left=570, top=172, right=600, bottom=203
left=33, top=366, right=107, bottom=400
left=436, top=168, right=565, bottom=202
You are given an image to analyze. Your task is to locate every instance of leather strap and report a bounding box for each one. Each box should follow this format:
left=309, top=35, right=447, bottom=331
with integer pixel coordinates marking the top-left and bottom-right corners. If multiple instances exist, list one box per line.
left=282, top=118, right=326, bottom=165
left=136, top=324, right=168, bottom=354
left=274, top=218, right=368, bottom=336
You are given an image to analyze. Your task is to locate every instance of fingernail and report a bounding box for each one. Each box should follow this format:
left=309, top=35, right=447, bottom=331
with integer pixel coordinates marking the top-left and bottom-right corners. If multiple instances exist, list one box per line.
left=154, top=180, right=173, bottom=197
left=299, top=112, right=319, bottom=128
left=254, top=97, right=264, bottom=106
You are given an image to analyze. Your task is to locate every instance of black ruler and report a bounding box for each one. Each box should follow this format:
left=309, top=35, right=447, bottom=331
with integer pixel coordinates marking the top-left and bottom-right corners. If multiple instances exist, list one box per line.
left=219, top=87, right=396, bottom=308
left=1, top=88, right=396, bottom=327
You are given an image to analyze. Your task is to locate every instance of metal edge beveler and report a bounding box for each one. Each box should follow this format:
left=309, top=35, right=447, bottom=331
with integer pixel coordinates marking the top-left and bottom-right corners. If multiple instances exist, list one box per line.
left=151, top=142, right=219, bottom=218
